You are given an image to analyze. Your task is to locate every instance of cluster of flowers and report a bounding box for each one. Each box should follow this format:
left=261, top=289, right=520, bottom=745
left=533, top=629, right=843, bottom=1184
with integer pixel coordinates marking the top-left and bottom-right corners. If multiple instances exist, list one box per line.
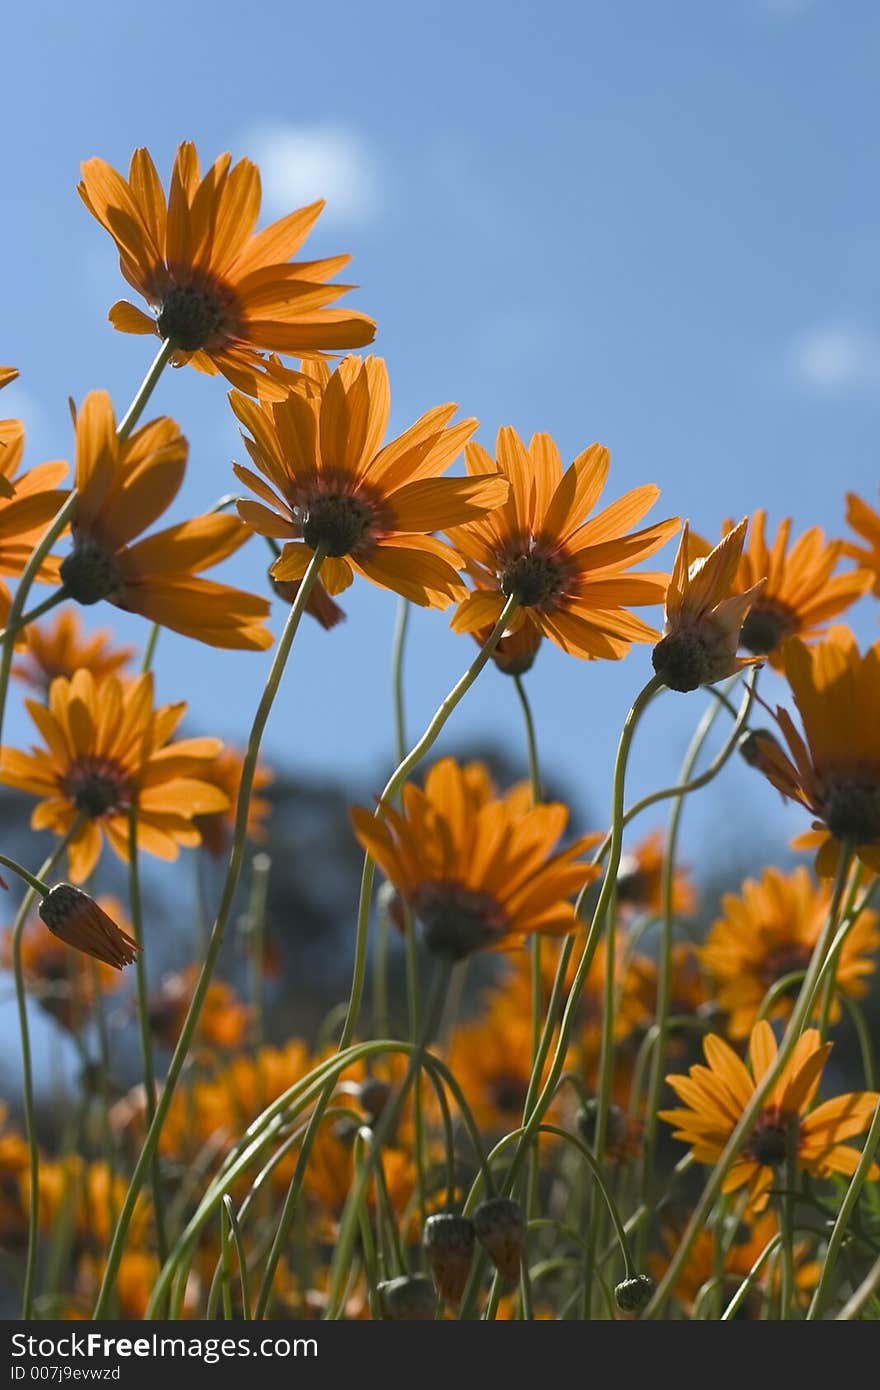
left=0, top=142, right=879, bottom=1321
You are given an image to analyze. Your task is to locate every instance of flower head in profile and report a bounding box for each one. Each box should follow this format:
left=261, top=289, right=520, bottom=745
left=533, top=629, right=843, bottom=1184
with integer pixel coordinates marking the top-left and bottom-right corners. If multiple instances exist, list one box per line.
left=844, top=488, right=880, bottom=598
left=78, top=143, right=375, bottom=394
left=351, top=757, right=601, bottom=959
left=694, top=511, right=873, bottom=668
left=448, top=428, right=678, bottom=660
left=12, top=609, right=134, bottom=695
left=0, top=669, right=229, bottom=881
left=61, top=391, right=272, bottom=650
left=660, top=1020, right=879, bottom=1211
left=702, top=865, right=879, bottom=1039
left=0, top=366, right=23, bottom=499
left=232, top=357, right=507, bottom=606
left=192, top=746, right=273, bottom=857
left=0, top=375, right=69, bottom=622
left=38, top=885, right=139, bottom=970
left=653, top=519, right=765, bottom=691
left=2, top=896, right=130, bottom=1027
left=749, top=627, right=880, bottom=876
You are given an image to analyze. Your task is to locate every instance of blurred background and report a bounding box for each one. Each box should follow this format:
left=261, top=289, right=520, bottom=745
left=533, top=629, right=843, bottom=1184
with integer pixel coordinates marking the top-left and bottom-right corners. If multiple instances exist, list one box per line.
left=0, top=2, right=878, bottom=1107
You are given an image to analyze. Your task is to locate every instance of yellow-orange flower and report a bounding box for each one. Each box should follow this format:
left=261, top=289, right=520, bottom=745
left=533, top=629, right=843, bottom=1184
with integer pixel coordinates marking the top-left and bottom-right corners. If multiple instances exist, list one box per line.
left=704, top=511, right=874, bottom=668
left=78, top=144, right=375, bottom=395
left=615, top=829, right=697, bottom=918
left=650, top=1212, right=819, bottom=1316
left=750, top=627, right=880, bottom=876
left=844, top=488, right=880, bottom=597
left=702, top=866, right=879, bottom=1039
left=0, top=669, right=229, bottom=881
left=660, top=1020, right=880, bottom=1211
left=653, top=518, right=764, bottom=691
left=12, top=609, right=134, bottom=694
left=0, top=381, right=68, bottom=621
left=448, top=428, right=678, bottom=660
left=351, top=758, right=601, bottom=958
left=232, top=356, right=507, bottom=606
left=447, top=991, right=547, bottom=1132
left=192, top=746, right=273, bottom=857
left=0, top=366, right=22, bottom=500
left=149, top=966, right=251, bottom=1051
left=60, top=391, right=271, bottom=650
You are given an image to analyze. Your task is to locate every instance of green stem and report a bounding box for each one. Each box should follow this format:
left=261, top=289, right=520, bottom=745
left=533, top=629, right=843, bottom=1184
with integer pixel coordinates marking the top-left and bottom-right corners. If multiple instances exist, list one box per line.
left=645, top=843, right=855, bottom=1317
left=11, top=823, right=83, bottom=1317
left=0, top=586, right=68, bottom=646
left=808, top=1093, right=880, bottom=1319
left=117, top=340, right=174, bottom=441
left=127, top=807, right=168, bottom=1266
left=836, top=1253, right=880, bottom=1320
left=391, top=597, right=410, bottom=764
left=141, top=624, right=161, bottom=674
left=92, top=545, right=327, bottom=1317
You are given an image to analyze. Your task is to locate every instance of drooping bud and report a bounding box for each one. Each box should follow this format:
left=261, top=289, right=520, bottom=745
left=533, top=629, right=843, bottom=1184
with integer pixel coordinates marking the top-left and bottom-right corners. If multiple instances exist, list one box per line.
left=614, top=1273, right=656, bottom=1314
left=38, top=885, right=139, bottom=969
left=356, top=1077, right=391, bottom=1126
left=378, top=1274, right=437, bottom=1320
left=576, top=1100, right=630, bottom=1153
left=473, top=1197, right=526, bottom=1283
left=738, top=727, right=784, bottom=769
left=423, top=1213, right=476, bottom=1303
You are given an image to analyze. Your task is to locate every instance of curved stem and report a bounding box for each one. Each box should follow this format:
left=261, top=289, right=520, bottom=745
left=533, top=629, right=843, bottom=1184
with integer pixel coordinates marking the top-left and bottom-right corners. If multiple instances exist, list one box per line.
left=0, top=586, right=68, bottom=646
left=11, top=822, right=83, bottom=1317
left=92, top=545, right=327, bottom=1317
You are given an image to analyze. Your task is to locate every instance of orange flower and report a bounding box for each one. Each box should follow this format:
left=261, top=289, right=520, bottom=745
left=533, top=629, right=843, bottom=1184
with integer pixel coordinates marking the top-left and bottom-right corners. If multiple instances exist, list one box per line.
left=711, top=511, right=874, bottom=668
left=60, top=391, right=272, bottom=650
left=0, top=377, right=69, bottom=622
left=615, top=829, right=697, bottom=918
left=12, top=609, right=134, bottom=694
left=192, top=746, right=273, bottom=857
left=0, top=365, right=22, bottom=499
left=232, top=356, right=507, bottom=606
left=2, top=899, right=128, bottom=1029
left=750, top=627, right=880, bottom=876
left=352, top=758, right=601, bottom=958
left=78, top=143, right=375, bottom=395
left=702, top=866, right=879, bottom=1039
left=650, top=1212, right=819, bottom=1316
left=660, top=1020, right=879, bottom=1211
left=653, top=519, right=764, bottom=690
left=844, top=487, right=880, bottom=598
left=448, top=428, right=678, bottom=660
left=149, top=966, right=251, bottom=1050
left=0, top=669, right=229, bottom=881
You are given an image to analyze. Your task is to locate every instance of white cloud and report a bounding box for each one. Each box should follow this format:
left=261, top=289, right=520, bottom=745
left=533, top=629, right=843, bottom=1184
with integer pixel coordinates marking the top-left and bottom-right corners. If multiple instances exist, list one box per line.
left=789, top=324, right=880, bottom=392
left=242, top=122, right=384, bottom=228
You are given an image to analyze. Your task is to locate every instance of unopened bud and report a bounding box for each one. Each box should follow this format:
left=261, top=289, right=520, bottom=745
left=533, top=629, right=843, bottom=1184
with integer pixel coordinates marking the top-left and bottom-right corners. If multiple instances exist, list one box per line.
left=39, top=886, right=139, bottom=970
left=378, top=1274, right=437, bottom=1320
left=356, top=1077, right=390, bottom=1125
left=614, top=1273, right=655, bottom=1314
left=423, top=1213, right=475, bottom=1303
left=473, top=1197, right=526, bottom=1284
left=738, top=727, right=782, bottom=769
left=576, top=1100, right=629, bottom=1153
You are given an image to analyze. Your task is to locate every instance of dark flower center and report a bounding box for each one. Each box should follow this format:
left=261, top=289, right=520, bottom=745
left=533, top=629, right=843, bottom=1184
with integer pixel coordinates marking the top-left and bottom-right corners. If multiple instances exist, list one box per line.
left=500, top=547, right=565, bottom=608
left=413, top=881, right=507, bottom=960
left=823, top=777, right=880, bottom=846
left=616, top=854, right=651, bottom=906
left=489, top=1073, right=528, bottom=1115
left=301, top=493, right=374, bottom=557
left=61, top=755, right=134, bottom=818
left=652, top=630, right=714, bottom=692
left=757, top=942, right=812, bottom=989
left=156, top=282, right=236, bottom=353
left=746, top=1108, right=796, bottom=1168
left=740, top=601, right=798, bottom=656
left=60, top=539, right=122, bottom=606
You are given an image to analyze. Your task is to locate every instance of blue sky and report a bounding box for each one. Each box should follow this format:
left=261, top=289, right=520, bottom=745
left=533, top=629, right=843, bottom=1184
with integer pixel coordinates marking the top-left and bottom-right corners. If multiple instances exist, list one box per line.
left=2, top=0, right=878, bottom=865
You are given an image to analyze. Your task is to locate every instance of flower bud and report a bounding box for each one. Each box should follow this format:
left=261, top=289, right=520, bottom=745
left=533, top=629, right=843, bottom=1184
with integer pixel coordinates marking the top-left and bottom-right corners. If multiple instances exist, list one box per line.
left=378, top=1274, right=437, bottom=1320
left=473, top=1197, right=526, bottom=1283
left=576, top=1100, right=630, bottom=1153
left=38, top=886, right=139, bottom=969
left=356, top=1077, right=391, bottom=1125
left=423, top=1213, right=476, bottom=1303
left=614, top=1273, right=655, bottom=1314
left=738, top=727, right=783, bottom=769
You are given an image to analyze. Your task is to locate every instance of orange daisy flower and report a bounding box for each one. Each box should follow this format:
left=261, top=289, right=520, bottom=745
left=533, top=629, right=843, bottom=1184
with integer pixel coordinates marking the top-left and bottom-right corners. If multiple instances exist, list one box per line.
left=750, top=627, right=880, bottom=875
left=650, top=1212, right=819, bottom=1317
left=447, top=428, right=678, bottom=660
left=192, top=745, right=273, bottom=857
left=653, top=519, right=764, bottom=691
left=12, top=609, right=134, bottom=694
left=0, top=669, right=229, bottom=881
left=351, top=757, right=601, bottom=958
left=232, top=356, right=507, bottom=606
left=149, top=966, right=251, bottom=1051
left=695, top=511, right=873, bottom=668
left=0, top=365, right=22, bottom=499
left=702, top=866, right=879, bottom=1039
left=660, top=1020, right=880, bottom=1211
left=78, top=143, right=375, bottom=394
left=0, top=383, right=68, bottom=622
left=615, top=829, right=697, bottom=918
left=60, top=391, right=272, bottom=650
left=844, top=488, right=880, bottom=597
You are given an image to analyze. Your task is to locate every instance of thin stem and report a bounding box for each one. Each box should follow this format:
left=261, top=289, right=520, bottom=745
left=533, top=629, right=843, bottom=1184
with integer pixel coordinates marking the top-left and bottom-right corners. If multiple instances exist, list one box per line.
left=127, top=807, right=168, bottom=1266
left=0, top=586, right=67, bottom=646
left=92, top=545, right=327, bottom=1317
left=808, top=1093, right=880, bottom=1319
left=0, top=855, right=51, bottom=897
left=117, top=340, right=174, bottom=441
left=836, top=1253, right=880, bottom=1320
left=141, top=624, right=161, bottom=674
left=11, top=823, right=83, bottom=1317
left=391, top=597, right=410, bottom=764
left=645, top=843, right=855, bottom=1317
